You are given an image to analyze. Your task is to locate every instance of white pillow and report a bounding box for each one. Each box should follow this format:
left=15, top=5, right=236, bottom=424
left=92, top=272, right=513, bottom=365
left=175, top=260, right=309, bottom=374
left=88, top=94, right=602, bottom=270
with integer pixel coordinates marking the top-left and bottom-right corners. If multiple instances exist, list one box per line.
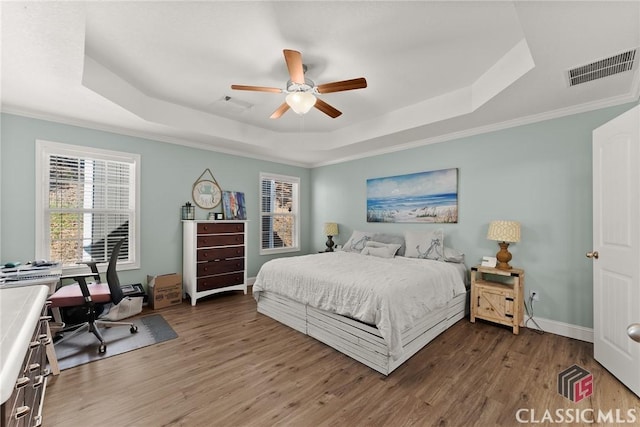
left=342, top=230, right=375, bottom=252
left=360, top=241, right=402, bottom=258
left=360, top=242, right=400, bottom=258
left=404, top=229, right=445, bottom=260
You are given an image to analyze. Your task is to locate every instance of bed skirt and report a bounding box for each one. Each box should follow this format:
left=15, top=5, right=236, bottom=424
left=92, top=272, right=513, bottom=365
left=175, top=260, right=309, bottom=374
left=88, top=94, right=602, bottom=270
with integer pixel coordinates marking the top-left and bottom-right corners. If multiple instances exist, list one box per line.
left=256, top=290, right=470, bottom=375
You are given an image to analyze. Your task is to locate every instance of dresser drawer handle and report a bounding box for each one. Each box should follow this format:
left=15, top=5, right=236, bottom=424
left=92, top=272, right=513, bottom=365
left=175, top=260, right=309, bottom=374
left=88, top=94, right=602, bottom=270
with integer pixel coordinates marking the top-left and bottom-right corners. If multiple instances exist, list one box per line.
left=29, top=363, right=40, bottom=372
left=14, top=406, right=30, bottom=419
left=40, top=315, right=52, bottom=321
left=29, top=340, right=40, bottom=349
left=16, top=377, right=30, bottom=389
left=33, top=375, right=44, bottom=388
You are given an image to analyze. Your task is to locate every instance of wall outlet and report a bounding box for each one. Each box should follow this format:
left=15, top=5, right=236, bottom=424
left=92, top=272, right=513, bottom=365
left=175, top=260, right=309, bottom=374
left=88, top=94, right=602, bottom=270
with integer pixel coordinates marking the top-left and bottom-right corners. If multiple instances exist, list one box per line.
left=530, top=290, right=540, bottom=301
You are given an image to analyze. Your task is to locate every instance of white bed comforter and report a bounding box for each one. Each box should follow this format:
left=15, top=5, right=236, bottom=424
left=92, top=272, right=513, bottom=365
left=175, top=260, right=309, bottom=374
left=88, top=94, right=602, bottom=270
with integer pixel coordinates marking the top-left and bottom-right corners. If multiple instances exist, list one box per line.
left=253, top=251, right=467, bottom=360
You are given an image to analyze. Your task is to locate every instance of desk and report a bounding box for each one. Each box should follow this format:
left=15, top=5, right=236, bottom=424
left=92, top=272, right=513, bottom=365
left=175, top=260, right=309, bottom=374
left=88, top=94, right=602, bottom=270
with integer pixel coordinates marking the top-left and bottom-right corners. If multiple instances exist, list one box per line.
left=0, top=269, right=62, bottom=377
left=0, top=286, right=50, bottom=426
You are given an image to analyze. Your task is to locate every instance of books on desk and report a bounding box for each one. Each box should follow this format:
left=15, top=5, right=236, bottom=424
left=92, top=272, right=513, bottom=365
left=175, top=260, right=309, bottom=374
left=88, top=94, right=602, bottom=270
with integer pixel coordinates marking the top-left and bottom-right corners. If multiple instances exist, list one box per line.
left=0, top=264, right=62, bottom=293
left=1, top=263, right=62, bottom=283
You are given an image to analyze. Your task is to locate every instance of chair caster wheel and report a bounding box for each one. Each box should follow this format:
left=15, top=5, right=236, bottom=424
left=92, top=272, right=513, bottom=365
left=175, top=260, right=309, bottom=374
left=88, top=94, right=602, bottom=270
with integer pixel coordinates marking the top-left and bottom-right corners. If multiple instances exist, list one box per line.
left=99, top=344, right=107, bottom=354
left=130, top=325, right=138, bottom=333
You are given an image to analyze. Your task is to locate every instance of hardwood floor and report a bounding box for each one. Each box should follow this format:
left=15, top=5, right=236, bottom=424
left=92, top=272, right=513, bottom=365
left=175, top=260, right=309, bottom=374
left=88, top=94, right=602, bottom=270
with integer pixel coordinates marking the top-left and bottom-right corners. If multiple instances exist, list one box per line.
left=44, top=292, right=638, bottom=426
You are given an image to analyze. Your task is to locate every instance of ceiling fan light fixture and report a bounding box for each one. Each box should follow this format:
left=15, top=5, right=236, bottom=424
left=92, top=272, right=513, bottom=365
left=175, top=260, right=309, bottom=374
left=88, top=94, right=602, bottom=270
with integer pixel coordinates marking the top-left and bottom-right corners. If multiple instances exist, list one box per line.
left=285, top=91, right=316, bottom=115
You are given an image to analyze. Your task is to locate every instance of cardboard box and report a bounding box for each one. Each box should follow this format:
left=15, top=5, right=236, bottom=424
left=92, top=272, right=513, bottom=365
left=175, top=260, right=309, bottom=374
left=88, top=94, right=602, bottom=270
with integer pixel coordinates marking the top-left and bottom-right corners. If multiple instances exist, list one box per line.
left=147, top=273, right=182, bottom=309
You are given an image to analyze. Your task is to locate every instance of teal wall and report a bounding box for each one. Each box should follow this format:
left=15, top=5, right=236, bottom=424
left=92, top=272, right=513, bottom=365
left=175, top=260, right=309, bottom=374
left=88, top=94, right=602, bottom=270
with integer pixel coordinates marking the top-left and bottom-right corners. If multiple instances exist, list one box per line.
left=311, top=102, right=638, bottom=329
left=2, top=101, right=637, bottom=329
left=0, top=113, right=312, bottom=286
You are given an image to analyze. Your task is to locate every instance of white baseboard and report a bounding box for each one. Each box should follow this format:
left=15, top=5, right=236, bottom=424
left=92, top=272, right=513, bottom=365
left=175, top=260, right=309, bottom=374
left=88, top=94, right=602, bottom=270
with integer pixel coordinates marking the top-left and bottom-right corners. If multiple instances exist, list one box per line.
left=525, top=316, right=593, bottom=343
left=247, top=276, right=256, bottom=287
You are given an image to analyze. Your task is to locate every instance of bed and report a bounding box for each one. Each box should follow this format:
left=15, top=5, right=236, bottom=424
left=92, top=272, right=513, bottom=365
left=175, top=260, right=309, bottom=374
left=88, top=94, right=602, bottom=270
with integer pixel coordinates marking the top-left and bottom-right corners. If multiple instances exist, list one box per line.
left=253, top=232, right=469, bottom=375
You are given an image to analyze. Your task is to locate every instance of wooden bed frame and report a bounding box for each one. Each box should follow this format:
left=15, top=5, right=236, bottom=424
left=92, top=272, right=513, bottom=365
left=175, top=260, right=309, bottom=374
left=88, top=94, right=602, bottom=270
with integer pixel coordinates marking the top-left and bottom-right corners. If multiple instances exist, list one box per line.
left=256, top=290, right=469, bottom=375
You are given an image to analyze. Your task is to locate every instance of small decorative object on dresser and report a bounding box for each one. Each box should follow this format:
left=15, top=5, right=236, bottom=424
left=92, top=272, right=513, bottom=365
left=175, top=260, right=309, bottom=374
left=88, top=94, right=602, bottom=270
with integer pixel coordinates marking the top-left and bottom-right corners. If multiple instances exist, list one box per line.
left=222, top=191, right=246, bottom=220
left=182, top=220, right=248, bottom=306
left=181, top=202, right=195, bottom=220
left=470, top=265, right=524, bottom=334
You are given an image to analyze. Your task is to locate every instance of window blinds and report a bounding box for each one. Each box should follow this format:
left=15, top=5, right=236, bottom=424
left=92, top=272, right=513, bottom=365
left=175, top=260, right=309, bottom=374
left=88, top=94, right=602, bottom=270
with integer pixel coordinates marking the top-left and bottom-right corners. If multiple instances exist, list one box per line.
left=47, top=154, right=133, bottom=264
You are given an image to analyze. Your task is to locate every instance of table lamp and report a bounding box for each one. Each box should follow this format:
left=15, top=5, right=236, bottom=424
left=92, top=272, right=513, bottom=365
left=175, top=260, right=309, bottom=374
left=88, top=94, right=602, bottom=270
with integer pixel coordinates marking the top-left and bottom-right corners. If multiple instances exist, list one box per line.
left=487, top=220, right=521, bottom=270
left=324, top=223, right=339, bottom=252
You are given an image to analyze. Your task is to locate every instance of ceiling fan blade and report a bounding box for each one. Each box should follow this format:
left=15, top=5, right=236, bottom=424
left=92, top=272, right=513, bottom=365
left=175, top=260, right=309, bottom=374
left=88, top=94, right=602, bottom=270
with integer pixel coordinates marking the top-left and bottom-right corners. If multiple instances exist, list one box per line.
left=231, top=85, right=282, bottom=93
left=314, top=98, right=342, bottom=118
left=316, top=77, right=368, bottom=94
left=270, top=102, right=290, bottom=119
left=283, top=49, right=305, bottom=84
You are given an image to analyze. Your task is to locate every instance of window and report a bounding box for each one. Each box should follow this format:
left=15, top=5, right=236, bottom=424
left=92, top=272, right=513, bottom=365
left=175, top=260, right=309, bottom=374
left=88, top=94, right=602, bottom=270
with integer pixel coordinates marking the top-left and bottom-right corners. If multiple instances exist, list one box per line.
left=259, top=173, right=299, bottom=255
left=35, top=141, right=140, bottom=271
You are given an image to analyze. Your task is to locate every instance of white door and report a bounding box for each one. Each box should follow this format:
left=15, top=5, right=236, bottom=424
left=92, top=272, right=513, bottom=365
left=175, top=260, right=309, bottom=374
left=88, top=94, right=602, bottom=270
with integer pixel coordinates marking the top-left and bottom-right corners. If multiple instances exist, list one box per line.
left=592, top=104, right=640, bottom=397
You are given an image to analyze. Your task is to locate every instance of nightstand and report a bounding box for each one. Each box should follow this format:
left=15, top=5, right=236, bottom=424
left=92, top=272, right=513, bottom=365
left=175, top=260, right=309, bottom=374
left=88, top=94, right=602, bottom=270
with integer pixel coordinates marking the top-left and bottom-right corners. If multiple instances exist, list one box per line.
left=470, top=265, right=524, bottom=334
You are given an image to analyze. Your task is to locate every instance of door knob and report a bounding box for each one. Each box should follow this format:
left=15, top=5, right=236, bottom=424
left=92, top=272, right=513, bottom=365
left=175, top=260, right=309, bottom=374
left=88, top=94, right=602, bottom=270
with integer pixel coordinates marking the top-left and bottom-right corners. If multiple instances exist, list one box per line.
left=586, top=251, right=599, bottom=259
left=628, top=323, right=640, bottom=343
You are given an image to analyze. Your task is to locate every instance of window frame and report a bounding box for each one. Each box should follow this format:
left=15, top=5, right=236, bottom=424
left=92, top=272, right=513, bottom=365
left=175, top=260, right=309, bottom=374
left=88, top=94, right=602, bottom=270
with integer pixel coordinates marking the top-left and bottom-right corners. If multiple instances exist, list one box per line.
left=259, top=172, right=300, bottom=255
left=35, top=140, right=141, bottom=274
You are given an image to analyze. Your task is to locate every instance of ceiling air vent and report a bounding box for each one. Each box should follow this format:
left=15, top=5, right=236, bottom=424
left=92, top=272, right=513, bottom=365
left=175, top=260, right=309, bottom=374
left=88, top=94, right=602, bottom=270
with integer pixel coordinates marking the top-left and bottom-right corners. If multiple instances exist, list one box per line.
left=568, top=49, right=636, bottom=87
left=209, top=95, right=253, bottom=114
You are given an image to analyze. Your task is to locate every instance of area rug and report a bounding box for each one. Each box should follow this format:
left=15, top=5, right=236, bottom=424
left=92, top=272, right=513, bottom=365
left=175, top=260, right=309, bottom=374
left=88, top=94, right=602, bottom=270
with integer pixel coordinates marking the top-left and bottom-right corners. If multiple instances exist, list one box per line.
left=54, top=314, right=178, bottom=370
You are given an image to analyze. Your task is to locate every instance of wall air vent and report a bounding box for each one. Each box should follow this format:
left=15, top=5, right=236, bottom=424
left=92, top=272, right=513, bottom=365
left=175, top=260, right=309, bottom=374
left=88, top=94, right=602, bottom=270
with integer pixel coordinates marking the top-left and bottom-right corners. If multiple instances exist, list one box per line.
left=568, top=49, right=636, bottom=87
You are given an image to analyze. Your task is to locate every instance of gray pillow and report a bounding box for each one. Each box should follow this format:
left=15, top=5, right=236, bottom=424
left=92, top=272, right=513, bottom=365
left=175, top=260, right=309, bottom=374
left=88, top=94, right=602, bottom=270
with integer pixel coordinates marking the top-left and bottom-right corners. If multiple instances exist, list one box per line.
left=443, top=247, right=465, bottom=263
left=372, top=233, right=406, bottom=257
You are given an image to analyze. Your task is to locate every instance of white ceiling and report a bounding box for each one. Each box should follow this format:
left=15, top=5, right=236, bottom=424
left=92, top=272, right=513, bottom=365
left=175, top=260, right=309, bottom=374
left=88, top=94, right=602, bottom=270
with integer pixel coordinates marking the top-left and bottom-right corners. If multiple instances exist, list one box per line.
left=2, top=1, right=639, bottom=167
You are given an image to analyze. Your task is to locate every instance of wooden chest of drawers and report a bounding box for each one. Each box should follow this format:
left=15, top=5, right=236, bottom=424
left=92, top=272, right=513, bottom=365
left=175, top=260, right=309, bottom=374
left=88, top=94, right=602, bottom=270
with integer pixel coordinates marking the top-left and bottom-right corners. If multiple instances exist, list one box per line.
left=183, top=221, right=248, bottom=306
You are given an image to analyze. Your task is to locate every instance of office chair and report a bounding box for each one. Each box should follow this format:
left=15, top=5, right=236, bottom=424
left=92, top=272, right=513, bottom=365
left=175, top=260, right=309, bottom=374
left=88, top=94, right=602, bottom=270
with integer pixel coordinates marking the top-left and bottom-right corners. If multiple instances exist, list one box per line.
left=48, top=238, right=138, bottom=354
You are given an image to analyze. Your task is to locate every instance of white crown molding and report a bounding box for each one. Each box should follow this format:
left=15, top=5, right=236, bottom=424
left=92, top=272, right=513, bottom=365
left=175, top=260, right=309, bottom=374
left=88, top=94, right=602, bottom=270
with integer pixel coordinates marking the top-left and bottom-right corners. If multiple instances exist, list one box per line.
left=311, top=93, right=640, bottom=167
left=3, top=90, right=639, bottom=170
left=0, top=105, right=311, bottom=168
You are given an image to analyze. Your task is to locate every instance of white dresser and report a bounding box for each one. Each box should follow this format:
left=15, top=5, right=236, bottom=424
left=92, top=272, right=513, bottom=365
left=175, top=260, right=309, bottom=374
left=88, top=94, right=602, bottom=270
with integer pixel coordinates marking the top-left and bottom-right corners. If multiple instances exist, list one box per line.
left=182, top=220, right=248, bottom=306
left=0, top=286, right=51, bottom=427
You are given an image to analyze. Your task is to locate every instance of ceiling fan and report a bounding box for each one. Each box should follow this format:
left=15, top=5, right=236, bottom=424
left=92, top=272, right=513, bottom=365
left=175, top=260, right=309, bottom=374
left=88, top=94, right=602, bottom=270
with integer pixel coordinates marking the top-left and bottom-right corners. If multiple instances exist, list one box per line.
left=231, top=49, right=367, bottom=119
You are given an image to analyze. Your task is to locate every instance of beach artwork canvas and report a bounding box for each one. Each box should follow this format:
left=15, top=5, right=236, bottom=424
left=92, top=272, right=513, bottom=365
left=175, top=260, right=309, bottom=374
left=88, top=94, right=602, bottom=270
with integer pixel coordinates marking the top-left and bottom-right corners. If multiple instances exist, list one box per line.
left=222, top=191, right=247, bottom=220
left=367, top=168, right=458, bottom=223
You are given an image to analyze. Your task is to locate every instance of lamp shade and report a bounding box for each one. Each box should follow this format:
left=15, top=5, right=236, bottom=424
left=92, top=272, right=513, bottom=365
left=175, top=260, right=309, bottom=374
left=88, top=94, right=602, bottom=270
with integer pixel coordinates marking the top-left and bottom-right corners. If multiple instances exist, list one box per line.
left=286, top=92, right=316, bottom=115
left=324, top=222, right=339, bottom=236
left=487, top=220, right=521, bottom=243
